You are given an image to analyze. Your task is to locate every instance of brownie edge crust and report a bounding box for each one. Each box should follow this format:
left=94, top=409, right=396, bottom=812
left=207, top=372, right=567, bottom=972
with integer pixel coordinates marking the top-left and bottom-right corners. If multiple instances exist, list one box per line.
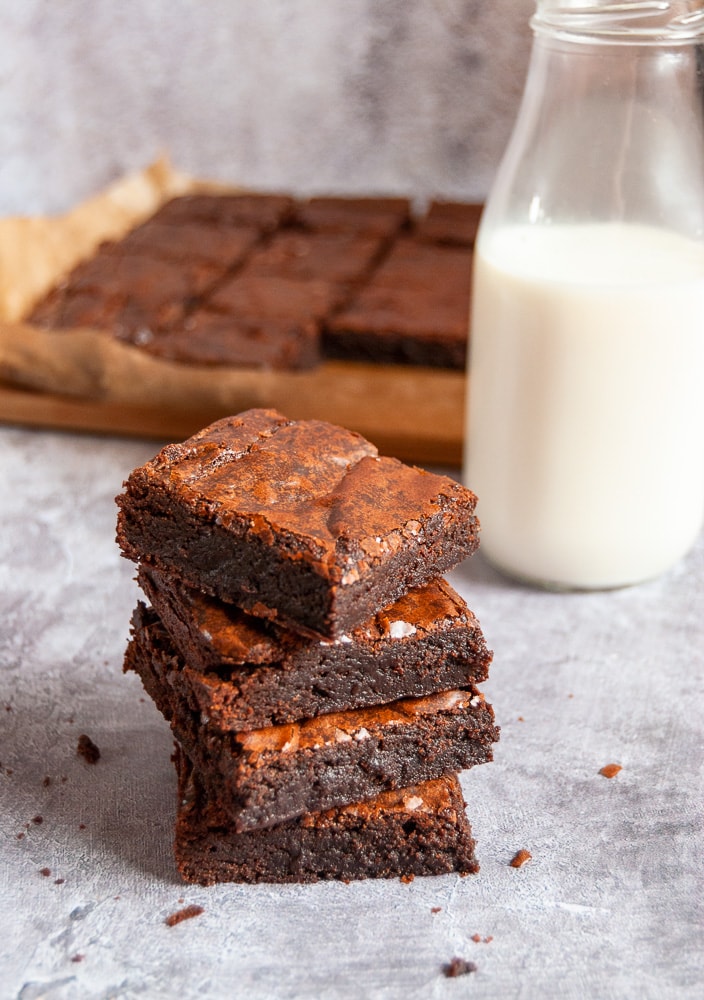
left=173, top=746, right=479, bottom=885
left=115, top=408, right=480, bottom=639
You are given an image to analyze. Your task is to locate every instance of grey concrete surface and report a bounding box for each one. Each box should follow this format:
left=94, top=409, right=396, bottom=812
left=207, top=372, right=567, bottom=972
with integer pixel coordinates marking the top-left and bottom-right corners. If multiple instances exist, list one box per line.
left=0, top=425, right=702, bottom=1000
left=0, top=0, right=532, bottom=215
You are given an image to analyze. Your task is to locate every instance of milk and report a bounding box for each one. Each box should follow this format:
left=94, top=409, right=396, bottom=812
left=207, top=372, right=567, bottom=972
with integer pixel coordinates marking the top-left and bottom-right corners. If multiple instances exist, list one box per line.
left=464, top=223, right=704, bottom=588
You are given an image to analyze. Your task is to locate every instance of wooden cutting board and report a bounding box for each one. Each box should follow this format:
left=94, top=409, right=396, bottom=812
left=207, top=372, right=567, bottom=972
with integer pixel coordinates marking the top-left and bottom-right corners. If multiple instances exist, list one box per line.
left=0, top=362, right=466, bottom=465
left=0, top=161, right=468, bottom=464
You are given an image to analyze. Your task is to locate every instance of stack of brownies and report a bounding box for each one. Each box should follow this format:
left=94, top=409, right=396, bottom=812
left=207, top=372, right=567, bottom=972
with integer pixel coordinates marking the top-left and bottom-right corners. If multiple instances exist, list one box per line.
left=116, top=408, right=498, bottom=884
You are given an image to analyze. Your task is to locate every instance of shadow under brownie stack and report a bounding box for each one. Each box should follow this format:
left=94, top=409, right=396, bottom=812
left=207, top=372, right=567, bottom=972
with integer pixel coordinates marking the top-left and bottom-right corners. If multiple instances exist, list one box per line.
left=116, top=408, right=499, bottom=884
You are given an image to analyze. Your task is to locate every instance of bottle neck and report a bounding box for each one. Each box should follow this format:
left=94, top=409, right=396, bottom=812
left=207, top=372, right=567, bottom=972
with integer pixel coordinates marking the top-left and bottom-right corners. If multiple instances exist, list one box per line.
left=480, top=7, right=704, bottom=239
left=532, top=1, right=704, bottom=46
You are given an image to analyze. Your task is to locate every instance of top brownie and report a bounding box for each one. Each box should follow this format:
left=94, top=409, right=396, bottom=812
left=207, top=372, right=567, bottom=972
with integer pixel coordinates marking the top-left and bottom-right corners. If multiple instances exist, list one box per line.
left=116, top=409, right=480, bottom=639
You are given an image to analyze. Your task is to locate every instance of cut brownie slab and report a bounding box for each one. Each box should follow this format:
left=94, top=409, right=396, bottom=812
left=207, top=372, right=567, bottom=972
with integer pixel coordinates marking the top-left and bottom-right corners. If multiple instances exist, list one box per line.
left=124, top=624, right=498, bottom=832
left=324, top=240, right=472, bottom=369
left=173, top=746, right=479, bottom=884
left=115, top=409, right=480, bottom=639
left=138, top=314, right=320, bottom=369
left=134, top=569, right=493, bottom=729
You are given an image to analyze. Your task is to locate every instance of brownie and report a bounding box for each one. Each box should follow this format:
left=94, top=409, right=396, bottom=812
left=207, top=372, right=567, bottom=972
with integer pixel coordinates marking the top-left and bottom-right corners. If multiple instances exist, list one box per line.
left=243, top=230, right=385, bottom=285
left=106, top=220, right=261, bottom=269
left=124, top=621, right=498, bottom=831
left=294, top=196, right=411, bottom=238
left=207, top=273, right=341, bottom=322
left=150, top=193, right=295, bottom=232
left=133, top=569, right=493, bottom=729
left=173, top=746, right=479, bottom=884
left=28, top=252, right=221, bottom=340
left=324, top=240, right=472, bottom=368
left=416, top=201, right=483, bottom=247
left=115, top=409, right=480, bottom=639
left=133, top=312, right=320, bottom=369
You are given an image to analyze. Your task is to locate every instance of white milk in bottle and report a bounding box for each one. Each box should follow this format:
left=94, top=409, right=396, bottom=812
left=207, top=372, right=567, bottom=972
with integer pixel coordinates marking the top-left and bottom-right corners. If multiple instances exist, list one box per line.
left=466, top=223, right=704, bottom=588
left=462, top=1, right=704, bottom=588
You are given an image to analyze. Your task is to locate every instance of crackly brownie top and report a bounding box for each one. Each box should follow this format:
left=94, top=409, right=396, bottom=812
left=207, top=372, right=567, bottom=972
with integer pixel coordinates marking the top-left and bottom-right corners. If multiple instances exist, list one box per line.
left=236, top=688, right=485, bottom=756
left=124, top=409, right=476, bottom=576
left=139, top=565, right=482, bottom=666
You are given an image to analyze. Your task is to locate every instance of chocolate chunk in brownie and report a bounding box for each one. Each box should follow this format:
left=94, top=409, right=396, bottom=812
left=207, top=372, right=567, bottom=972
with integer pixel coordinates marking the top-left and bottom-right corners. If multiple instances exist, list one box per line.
left=324, top=240, right=472, bottom=368
left=133, top=313, right=320, bottom=369
left=150, top=193, right=295, bottom=232
left=115, top=409, right=480, bottom=639
left=173, top=745, right=479, bottom=884
left=124, top=623, right=498, bottom=831
left=294, top=196, right=411, bottom=238
left=416, top=201, right=483, bottom=247
left=133, top=569, right=493, bottom=729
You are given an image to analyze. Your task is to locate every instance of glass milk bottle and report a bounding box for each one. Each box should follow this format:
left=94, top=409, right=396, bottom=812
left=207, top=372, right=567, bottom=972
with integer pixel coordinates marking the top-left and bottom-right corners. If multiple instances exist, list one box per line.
left=464, top=0, right=704, bottom=589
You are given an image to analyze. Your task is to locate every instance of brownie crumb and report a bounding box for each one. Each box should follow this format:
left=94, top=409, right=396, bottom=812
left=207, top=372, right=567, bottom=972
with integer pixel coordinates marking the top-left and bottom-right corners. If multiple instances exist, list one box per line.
left=16, top=832, right=24, bottom=840
left=54, top=878, right=65, bottom=885
left=510, top=849, right=532, bottom=868
left=70, top=954, right=84, bottom=963
left=443, top=957, right=477, bottom=978
left=77, top=734, right=101, bottom=764
left=32, top=815, right=43, bottom=825
left=431, top=907, right=442, bottom=914
left=599, top=763, right=622, bottom=779
left=165, top=904, right=204, bottom=927
left=39, top=867, right=51, bottom=877
left=42, top=776, right=52, bottom=787
left=78, top=823, right=87, bottom=830
left=471, top=933, right=493, bottom=943
left=400, top=873, right=415, bottom=884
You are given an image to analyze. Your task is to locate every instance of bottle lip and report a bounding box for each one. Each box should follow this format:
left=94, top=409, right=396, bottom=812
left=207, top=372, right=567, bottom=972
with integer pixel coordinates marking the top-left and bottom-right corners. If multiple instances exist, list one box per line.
left=532, top=1, right=704, bottom=44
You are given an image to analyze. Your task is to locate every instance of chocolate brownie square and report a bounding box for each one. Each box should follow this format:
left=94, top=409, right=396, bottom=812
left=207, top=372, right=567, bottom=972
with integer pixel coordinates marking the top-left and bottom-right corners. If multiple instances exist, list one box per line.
left=243, top=230, right=385, bottom=285
left=28, top=252, right=220, bottom=338
left=150, top=193, right=295, bottom=232
left=134, top=569, right=492, bottom=729
left=206, top=273, right=341, bottom=322
left=124, top=621, right=498, bottom=831
left=416, top=201, right=483, bottom=247
left=294, top=196, right=411, bottom=238
left=115, top=409, right=480, bottom=639
left=107, top=220, right=261, bottom=269
left=173, top=746, right=479, bottom=884
left=133, top=312, right=320, bottom=369
left=324, top=240, right=472, bottom=368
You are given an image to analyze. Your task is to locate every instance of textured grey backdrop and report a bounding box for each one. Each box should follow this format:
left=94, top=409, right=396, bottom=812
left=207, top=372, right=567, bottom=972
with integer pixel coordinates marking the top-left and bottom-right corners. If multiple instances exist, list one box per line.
left=0, top=0, right=533, bottom=215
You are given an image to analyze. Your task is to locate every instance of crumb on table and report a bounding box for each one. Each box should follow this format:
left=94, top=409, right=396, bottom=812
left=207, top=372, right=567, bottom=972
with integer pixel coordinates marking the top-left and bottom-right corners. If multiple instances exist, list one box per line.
left=165, top=904, right=204, bottom=927
left=77, top=734, right=101, bottom=763
left=510, top=849, right=532, bottom=868
left=599, top=763, right=622, bottom=779
left=442, top=957, right=477, bottom=977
